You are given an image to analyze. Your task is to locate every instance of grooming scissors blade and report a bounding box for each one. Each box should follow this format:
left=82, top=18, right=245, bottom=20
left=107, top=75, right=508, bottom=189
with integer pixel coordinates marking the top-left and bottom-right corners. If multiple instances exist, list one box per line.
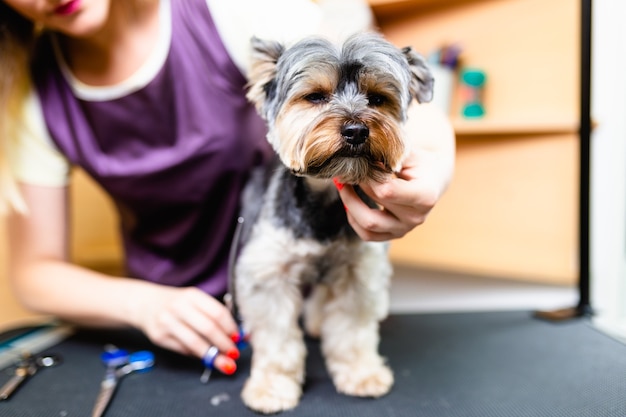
left=0, top=353, right=61, bottom=401
left=91, top=348, right=154, bottom=417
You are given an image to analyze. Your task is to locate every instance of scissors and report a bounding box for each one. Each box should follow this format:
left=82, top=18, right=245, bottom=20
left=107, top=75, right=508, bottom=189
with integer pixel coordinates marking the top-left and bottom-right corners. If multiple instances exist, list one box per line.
left=199, top=216, right=249, bottom=384
left=0, top=352, right=62, bottom=400
left=91, top=346, right=155, bottom=417
left=199, top=326, right=248, bottom=384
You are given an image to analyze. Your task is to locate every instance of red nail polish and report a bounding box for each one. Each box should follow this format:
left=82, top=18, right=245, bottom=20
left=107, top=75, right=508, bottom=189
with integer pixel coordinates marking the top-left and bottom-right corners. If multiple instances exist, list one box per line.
left=221, top=362, right=237, bottom=375
left=230, top=332, right=241, bottom=343
left=227, top=349, right=240, bottom=360
left=333, top=178, right=344, bottom=191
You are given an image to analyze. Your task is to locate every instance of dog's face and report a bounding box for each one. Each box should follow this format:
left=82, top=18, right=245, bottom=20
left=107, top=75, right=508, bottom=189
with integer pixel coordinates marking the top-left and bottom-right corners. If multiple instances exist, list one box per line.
left=246, top=32, right=433, bottom=184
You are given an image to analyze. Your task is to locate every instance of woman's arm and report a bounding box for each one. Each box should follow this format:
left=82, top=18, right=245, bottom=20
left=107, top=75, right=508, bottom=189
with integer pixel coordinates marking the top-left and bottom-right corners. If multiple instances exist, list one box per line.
left=336, top=102, right=456, bottom=241
left=8, top=183, right=241, bottom=371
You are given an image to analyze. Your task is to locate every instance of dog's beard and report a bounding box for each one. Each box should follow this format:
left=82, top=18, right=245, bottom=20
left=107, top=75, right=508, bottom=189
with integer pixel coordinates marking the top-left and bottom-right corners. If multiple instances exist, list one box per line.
left=270, top=108, right=406, bottom=184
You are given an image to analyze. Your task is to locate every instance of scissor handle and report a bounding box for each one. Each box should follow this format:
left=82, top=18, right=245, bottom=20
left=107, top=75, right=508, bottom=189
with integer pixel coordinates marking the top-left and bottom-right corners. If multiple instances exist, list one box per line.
left=234, top=326, right=249, bottom=350
left=100, top=349, right=129, bottom=368
left=202, top=346, right=219, bottom=369
left=201, top=327, right=248, bottom=371
left=127, top=351, right=155, bottom=373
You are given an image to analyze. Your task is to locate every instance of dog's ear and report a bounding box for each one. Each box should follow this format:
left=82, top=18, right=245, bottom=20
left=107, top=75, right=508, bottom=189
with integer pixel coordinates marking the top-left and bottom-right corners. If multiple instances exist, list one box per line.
left=401, top=46, right=434, bottom=104
left=246, top=37, right=285, bottom=117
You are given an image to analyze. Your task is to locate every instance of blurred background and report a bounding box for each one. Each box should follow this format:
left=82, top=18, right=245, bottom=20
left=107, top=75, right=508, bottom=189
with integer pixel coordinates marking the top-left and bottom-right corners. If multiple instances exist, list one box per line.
left=1, top=0, right=623, bottom=342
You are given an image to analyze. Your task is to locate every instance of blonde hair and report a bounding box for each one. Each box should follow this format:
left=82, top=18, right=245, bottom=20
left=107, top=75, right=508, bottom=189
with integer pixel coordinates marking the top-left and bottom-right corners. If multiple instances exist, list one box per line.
left=0, top=4, right=35, bottom=213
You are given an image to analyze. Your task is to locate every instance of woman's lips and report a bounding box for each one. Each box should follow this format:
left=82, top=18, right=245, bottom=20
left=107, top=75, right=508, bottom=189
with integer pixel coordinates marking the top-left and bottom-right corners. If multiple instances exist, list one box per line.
left=54, top=0, right=80, bottom=16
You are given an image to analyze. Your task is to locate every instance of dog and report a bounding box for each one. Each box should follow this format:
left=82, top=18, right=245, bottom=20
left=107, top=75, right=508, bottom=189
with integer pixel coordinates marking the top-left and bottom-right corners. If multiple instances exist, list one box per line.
left=233, top=32, right=434, bottom=414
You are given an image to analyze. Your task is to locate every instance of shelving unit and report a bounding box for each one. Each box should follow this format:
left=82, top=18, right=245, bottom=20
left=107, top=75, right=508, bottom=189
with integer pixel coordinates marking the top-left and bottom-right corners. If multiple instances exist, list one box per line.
left=371, top=0, right=581, bottom=285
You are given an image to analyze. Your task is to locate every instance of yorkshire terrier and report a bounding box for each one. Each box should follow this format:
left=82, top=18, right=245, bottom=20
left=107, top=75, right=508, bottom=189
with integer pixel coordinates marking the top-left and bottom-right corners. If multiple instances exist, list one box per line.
left=233, top=32, right=433, bottom=414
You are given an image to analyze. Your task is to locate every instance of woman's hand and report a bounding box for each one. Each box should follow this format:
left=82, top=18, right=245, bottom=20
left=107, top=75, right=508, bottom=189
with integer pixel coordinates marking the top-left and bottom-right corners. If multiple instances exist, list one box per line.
left=335, top=149, right=443, bottom=241
left=133, top=285, right=241, bottom=375
left=335, top=103, right=455, bottom=242
left=10, top=184, right=242, bottom=375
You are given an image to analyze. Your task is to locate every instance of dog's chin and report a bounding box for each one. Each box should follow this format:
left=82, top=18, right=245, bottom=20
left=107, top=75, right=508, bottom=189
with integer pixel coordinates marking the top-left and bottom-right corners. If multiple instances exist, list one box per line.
left=292, top=155, right=393, bottom=184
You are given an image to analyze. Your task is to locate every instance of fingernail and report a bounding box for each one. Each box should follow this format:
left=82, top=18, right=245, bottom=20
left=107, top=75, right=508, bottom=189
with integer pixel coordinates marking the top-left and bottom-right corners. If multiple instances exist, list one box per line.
left=227, top=348, right=240, bottom=360
left=333, top=178, right=344, bottom=191
left=221, top=361, right=237, bottom=375
left=230, top=332, right=241, bottom=343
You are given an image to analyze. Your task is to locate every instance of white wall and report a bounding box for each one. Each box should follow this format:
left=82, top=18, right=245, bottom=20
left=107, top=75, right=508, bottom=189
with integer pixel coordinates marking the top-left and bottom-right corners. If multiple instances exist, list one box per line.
left=590, top=0, right=626, bottom=341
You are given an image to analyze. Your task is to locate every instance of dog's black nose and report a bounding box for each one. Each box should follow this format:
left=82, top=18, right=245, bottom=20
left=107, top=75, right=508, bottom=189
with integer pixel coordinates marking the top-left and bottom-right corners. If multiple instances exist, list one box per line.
left=341, top=122, right=369, bottom=145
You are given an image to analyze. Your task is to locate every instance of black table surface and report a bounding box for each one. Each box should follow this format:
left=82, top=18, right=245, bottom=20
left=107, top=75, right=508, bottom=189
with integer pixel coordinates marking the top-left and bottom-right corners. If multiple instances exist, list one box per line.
left=1, top=311, right=626, bottom=417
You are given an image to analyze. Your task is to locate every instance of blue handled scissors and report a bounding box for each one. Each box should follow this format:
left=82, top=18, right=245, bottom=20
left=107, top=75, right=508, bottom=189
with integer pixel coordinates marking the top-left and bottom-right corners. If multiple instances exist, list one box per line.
left=91, top=346, right=154, bottom=417
left=199, top=216, right=249, bottom=384
left=200, top=327, right=248, bottom=384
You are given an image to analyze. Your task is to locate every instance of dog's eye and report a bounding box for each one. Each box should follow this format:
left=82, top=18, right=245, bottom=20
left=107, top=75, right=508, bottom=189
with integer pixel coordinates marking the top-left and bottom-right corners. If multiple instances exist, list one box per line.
left=304, top=92, right=328, bottom=104
left=367, top=93, right=387, bottom=107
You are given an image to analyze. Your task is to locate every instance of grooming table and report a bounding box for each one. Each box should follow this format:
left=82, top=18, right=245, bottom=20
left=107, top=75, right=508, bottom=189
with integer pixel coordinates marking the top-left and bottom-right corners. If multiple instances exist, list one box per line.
left=1, top=311, right=625, bottom=417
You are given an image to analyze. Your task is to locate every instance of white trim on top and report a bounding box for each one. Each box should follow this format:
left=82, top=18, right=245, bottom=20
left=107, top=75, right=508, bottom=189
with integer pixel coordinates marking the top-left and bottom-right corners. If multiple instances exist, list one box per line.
left=51, top=0, right=172, bottom=102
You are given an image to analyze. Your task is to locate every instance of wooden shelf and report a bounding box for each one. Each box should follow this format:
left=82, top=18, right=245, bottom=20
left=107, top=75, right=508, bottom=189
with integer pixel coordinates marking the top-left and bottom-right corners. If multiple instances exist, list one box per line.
left=368, top=0, right=462, bottom=11
left=369, top=0, right=474, bottom=20
left=452, top=116, right=579, bottom=137
left=369, top=0, right=436, bottom=7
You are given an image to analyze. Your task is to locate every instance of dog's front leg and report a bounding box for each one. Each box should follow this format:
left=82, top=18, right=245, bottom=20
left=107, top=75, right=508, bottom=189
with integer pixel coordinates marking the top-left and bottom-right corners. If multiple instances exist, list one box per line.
left=235, top=233, right=308, bottom=414
left=320, top=242, right=394, bottom=398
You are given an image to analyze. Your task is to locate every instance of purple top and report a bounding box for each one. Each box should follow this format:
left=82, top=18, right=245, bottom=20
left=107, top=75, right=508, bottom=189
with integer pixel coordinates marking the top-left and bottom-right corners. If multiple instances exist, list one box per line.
left=32, top=0, right=271, bottom=296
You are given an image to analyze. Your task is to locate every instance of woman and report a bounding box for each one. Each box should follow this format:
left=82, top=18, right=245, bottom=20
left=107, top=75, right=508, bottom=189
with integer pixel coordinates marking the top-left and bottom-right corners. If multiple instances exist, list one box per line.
left=0, top=0, right=455, bottom=376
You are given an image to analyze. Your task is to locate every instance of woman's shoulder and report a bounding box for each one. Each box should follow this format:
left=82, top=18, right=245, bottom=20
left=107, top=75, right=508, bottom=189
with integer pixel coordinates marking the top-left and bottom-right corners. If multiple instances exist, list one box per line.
left=206, top=0, right=323, bottom=41
left=205, top=0, right=322, bottom=75
left=205, top=0, right=373, bottom=76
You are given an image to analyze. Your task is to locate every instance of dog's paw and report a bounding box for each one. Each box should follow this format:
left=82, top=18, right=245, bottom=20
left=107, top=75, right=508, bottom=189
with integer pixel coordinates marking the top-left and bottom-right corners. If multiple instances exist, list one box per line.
left=333, top=362, right=394, bottom=398
left=241, top=373, right=302, bottom=414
